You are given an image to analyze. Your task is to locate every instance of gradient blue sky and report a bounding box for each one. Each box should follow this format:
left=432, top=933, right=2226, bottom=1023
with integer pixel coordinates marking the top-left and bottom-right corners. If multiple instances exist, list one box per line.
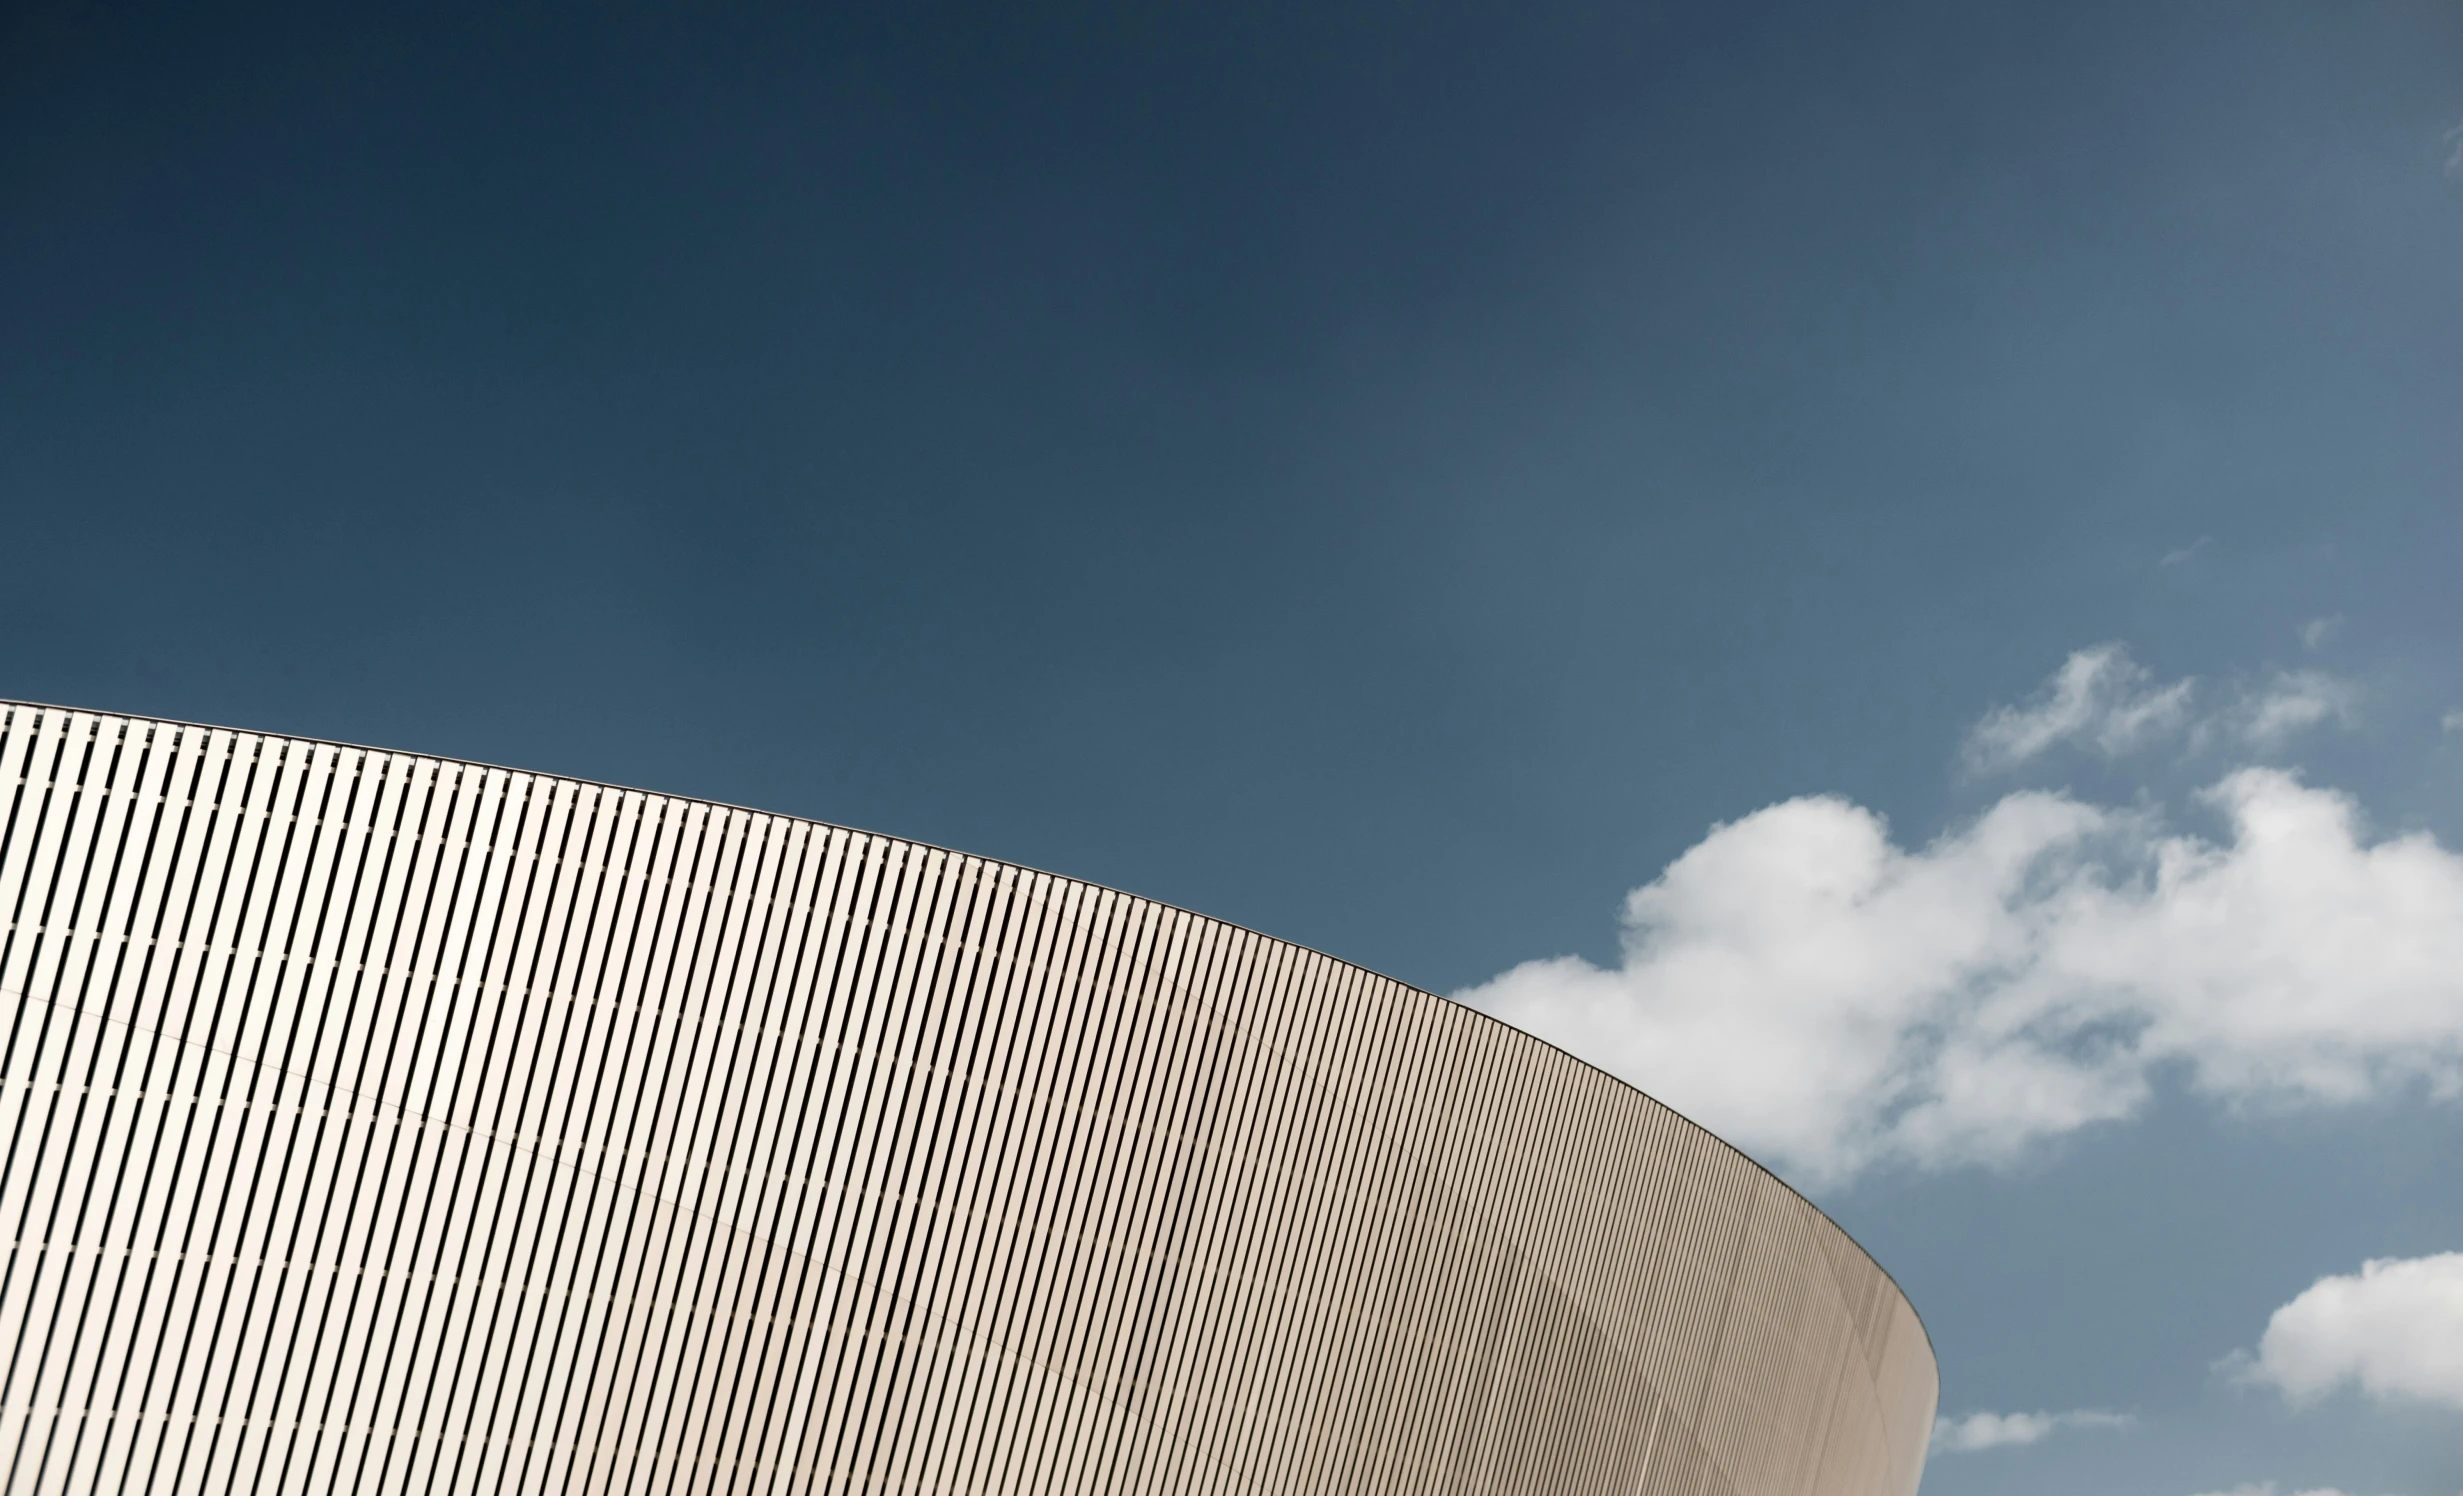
left=5, top=4, right=2461, bottom=1492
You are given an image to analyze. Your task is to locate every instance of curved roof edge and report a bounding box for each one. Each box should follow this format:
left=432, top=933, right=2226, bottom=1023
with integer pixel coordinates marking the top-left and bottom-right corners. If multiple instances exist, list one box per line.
left=0, top=695, right=1934, bottom=1367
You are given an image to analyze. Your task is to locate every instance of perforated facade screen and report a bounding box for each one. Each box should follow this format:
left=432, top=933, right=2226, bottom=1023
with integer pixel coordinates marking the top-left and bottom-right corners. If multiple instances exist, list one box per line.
left=0, top=705, right=1934, bottom=1495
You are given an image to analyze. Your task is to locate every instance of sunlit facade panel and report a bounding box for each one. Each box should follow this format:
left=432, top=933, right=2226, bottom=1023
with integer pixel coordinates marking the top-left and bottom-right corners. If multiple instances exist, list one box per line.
left=0, top=705, right=1934, bottom=1495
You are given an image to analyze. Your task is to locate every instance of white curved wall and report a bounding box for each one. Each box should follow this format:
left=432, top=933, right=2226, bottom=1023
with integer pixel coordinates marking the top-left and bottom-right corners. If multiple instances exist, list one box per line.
left=0, top=706, right=1933, bottom=1495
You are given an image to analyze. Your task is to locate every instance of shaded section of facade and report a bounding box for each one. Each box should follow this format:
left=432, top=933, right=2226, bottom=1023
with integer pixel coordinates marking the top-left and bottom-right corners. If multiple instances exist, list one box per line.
left=0, top=706, right=1935, bottom=1495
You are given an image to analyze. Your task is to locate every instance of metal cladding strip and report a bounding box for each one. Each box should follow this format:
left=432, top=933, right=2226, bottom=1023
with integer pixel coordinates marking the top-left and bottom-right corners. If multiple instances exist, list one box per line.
left=0, top=704, right=1938, bottom=1496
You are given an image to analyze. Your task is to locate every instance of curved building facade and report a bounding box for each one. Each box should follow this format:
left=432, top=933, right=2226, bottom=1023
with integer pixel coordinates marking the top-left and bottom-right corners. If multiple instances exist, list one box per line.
left=0, top=705, right=1934, bottom=1496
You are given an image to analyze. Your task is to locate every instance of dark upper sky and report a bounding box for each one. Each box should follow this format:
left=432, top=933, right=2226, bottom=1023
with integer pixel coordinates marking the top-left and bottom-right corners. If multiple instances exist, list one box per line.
left=6, top=4, right=2462, bottom=1492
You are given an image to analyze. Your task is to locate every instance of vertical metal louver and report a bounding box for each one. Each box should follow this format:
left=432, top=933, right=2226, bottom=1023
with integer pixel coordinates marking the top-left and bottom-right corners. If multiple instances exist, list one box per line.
left=0, top=705, right=1934, bottom=1496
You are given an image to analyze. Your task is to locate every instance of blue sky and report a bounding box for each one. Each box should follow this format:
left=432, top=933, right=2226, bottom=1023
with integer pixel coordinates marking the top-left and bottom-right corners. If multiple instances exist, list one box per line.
left=4, top=3, right=2460, bottom=1491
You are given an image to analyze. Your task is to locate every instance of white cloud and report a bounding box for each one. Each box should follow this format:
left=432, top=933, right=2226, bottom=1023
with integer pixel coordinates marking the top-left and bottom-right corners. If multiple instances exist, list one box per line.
left=2441, top=709, right=2463, bottom=735
left=2299, top=616, right=2343, bottom=652
left=2230, top=670, right=2356, bottom=749
left=1464, top=764, right=2463, bottom=1189
left=2245, top=1253, right=2463, bottom=1411
left=2189, top=1484, right=2365, bottom=1496
left=1962, top=644, right=2195, bottom=773
left=1930, top=1408, right=2130, bottom=1452
left=2162, top=536, right=2215, bottom=567
left=1961, top=648, right=2354, bottom=775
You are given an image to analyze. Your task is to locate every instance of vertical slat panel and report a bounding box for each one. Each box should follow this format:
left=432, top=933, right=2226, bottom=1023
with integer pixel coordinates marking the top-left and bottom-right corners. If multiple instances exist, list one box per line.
left=0, top=704, right=1935, bottom=1496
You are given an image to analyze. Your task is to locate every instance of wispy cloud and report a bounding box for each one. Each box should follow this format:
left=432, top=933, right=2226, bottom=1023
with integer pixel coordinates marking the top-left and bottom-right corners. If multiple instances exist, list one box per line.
left=2237, top=1253, right=2463, bottom=1412
left=1960, top=646, right=2354, bottom=774
left=2189, top=1483, right=2371, bottom=1496
left=2298, top=616, right=2342, bottom=652
left=2162, top=536, right=2215, bottom=567
left=2232, top=670, right=2356, bottom=748
left=1466, top=646, right=2463, bottom=1190
left=1930, top=1408, right=2131, bottom=1452
left=2445, top=120, right=2463, bottom=181
left=1962, top=644, right=2193, bottom=773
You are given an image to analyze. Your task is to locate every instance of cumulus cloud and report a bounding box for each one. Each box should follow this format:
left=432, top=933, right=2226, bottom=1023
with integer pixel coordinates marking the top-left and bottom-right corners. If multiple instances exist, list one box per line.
left=2243, top=1253, right=2463, bottom=1411
left=1929, top=1408, right=2130, bottom=1452
left=1960, top=647, right=2352, bottom=774
left=1466, top=709, right=2463, bottom=1189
